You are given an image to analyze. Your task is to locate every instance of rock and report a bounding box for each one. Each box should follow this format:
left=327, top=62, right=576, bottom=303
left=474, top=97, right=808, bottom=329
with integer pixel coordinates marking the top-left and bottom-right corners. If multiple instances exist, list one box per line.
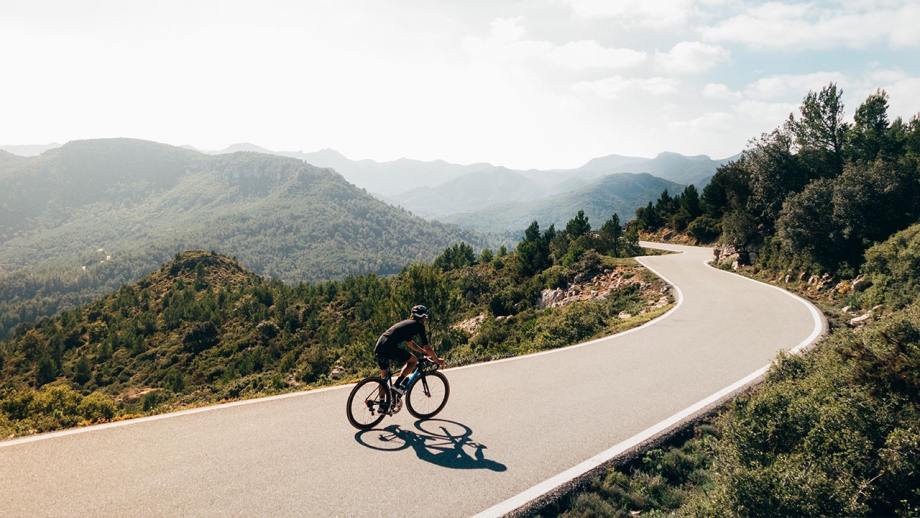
left=841, top=306, right=851, bottom=313
left=849, top=313, right=872, bottom=326
left=618, top=312, right=632, bottom=319
left=538, top=288, right=564, bottom=310
left=852, top=276, right=871, bottom=292
left=453, top=314, right=486, bottom=334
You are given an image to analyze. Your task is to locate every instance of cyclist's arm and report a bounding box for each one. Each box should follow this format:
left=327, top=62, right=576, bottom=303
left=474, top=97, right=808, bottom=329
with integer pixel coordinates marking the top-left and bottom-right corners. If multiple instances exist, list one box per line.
left=406, top=341, right=445, bottom=368
left=419, top=343, right=445, bottom=368
left=405, top=340, right=426, bottom=355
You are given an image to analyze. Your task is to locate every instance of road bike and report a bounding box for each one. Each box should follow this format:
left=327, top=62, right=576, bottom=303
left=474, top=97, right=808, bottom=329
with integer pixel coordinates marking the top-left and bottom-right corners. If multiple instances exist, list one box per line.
left=346, top=355, right=449, bottom=430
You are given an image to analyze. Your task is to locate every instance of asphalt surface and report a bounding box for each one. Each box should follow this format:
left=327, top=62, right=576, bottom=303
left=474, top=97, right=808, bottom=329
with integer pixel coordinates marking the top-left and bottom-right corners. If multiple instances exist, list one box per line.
left=0, top=243, right=823, bottom=517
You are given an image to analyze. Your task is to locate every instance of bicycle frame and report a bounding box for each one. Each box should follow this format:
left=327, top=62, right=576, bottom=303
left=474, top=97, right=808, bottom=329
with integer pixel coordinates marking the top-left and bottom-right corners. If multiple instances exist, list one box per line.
left=347, top=355, right=448, bottom=429
left=380, top=356, right=437, bottom=410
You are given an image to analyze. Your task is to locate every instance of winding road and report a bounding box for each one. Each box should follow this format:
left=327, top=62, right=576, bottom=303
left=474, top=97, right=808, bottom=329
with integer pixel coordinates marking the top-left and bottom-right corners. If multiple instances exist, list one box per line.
left=0, top=243, right=824, bottom=517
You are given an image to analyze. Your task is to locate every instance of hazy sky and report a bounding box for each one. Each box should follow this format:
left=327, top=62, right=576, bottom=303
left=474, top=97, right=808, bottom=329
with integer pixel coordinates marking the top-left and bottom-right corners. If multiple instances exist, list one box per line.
left=2, top=0, right=918, bottom=169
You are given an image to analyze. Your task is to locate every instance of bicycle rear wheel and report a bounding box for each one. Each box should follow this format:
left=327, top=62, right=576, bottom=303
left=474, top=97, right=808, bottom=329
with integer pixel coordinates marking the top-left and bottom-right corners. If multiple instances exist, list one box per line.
left=406, top=371, right=449, bottom=419
left=346, top=378, right=390, bottom=430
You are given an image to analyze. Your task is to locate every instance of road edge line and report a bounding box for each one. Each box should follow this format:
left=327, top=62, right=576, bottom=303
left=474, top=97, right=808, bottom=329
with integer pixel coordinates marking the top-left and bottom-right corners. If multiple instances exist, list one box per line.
left=472, top=248, right=827, bottom=518
left=0, top=252, right=686, bottom=449
left=471, top=364, right=769, bottom=518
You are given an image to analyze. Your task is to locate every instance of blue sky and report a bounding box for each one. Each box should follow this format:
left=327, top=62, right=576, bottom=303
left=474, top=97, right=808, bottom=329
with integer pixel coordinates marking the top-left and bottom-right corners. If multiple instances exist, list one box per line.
left=2, top=0, right=918, bottom=169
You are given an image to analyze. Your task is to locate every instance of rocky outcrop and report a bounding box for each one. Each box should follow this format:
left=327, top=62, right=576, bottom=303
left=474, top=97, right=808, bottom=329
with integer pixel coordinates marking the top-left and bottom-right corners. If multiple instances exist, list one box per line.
left=453, top=314, right=486, bottom=334
left=536, top=266, right=672, bottom=311
left=713, top=243, right=760, bottom=270
left=833, top=275, right=872, bottom=295
left=537, top=267, right=644, bottom=309
left=843, top=304, right=884, bottom=327
left=453, top=266, right=674, bottom=339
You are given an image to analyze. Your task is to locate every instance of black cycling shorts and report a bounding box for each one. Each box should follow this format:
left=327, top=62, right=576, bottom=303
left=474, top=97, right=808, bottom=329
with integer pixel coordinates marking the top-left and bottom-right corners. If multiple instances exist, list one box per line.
left=374, top=338, right=412, bottom=371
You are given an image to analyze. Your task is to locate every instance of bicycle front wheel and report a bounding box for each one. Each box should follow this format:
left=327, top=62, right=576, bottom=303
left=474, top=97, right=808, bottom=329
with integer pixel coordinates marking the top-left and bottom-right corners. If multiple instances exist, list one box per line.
left=346, top=378, right=390, bottom=430
left=406, top=371, right=449, bottom=419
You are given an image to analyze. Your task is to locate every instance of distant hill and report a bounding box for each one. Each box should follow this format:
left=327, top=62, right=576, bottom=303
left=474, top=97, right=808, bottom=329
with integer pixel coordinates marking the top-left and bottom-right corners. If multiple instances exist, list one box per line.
left=382, top=167, right=548, bottom=218
left=203, top=144, right=737, bottom=222
left=199, top=144, right=492, bottom=197
left=441, top=173, right=683, bottom=233
left=0, top=138, right=496, bottom=337
left=0, top=143, right=61, bottom=157
left=3, top=139, right=739, bottom=230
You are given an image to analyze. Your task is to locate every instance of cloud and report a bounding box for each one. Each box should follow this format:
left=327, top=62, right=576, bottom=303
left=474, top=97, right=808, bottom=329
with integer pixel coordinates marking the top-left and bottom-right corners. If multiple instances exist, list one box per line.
left=744, top=72, right=848, bottom=101
left=490, top=16, right=526, bottom=43
left=572, top=76, right=681, bottom=99
left=462, top=18, right=646, bottom=71
left=866, top=68, right=909, bottom=85
left=461, top=18, right=551, bottom=61
left=668, top=111, right=736, bottom=134
left=564, top=0, right=695, bottom=28
left=889, top=3, right=920, bottom=47
left=702, top=1, right=920, bottom=49
left=544, top=40, right=647, bottom=70
left=703, top=83, right=742, bottom=100
left=732, top=99, right=798, bottom=125
left=882, top=77, right=920, bottom=120
left=655, top=41, right=730, bottom=75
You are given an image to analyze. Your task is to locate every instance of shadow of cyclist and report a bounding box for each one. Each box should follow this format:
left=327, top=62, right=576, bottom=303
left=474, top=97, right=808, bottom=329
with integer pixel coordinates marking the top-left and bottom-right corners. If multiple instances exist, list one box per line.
left=354, top=419, right=506, bottom=472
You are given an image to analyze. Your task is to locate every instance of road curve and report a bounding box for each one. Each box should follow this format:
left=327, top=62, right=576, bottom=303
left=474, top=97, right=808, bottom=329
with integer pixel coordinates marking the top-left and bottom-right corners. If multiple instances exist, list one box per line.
left=0, top=243, right=824, bottom=517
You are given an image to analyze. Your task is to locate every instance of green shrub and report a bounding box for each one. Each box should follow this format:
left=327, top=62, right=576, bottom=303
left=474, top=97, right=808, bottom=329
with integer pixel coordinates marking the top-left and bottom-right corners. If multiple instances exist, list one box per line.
left=683, top=307, right=920, bottom=517
left=687, top=215, right=721, bottom=242
left=77, top=391, right=117, bottom=422
left=142, top=391, right=161, bottom=411
left=863, top=223, right=920, bottom=309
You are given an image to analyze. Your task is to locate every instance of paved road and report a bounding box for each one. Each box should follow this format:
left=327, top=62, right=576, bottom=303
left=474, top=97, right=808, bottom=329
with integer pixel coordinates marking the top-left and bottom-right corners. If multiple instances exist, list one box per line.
left=0, top=243, right=823, bottom=517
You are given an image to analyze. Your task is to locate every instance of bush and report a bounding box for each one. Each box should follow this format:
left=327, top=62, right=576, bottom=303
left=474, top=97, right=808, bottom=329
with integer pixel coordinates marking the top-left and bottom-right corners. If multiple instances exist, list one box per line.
left=77, top=391, right=117, bottom=422
left=683, top=307, right=920, bottom=517
left=687, top=215, right=721, bottom=242
left=0, top=385, right=114, bottom=433
left=863, top=223, right=920, bottom=309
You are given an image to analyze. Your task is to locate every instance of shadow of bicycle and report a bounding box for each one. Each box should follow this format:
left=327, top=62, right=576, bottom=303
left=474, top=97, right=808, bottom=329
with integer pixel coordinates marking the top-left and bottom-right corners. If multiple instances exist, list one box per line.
left=354, top=419, right=507, bottom=472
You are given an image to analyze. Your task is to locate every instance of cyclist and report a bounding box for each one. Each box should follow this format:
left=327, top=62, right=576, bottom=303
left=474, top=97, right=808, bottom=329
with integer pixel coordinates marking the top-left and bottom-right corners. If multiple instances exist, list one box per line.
left=374, top=304, right=445, bottom=395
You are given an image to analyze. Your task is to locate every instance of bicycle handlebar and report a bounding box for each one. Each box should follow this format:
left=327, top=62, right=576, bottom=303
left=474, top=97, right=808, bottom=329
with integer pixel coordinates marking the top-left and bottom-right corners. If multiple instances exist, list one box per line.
left=416, top=355, right=440, bottom=371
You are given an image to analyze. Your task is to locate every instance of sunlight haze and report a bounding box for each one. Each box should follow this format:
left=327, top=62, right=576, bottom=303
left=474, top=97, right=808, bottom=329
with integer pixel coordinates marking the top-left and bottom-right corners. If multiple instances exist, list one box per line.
left=2, top=0, right=918, bottom=169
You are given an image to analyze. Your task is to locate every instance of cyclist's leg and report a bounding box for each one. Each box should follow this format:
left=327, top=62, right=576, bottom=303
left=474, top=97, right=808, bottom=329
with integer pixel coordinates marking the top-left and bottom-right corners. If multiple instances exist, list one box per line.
left=398, top=353, right=418, bottom=379
left=374, top=338, right=395, bottom=379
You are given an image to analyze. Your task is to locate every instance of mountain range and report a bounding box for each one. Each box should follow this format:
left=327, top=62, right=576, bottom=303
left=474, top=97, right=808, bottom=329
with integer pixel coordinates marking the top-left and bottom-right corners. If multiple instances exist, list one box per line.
left=0, top=139, right=496, bottom=337
left=439, top=173, right=683, bottom=233
left=188, top=143, right=738, bottom=230
left=3, top=142, right=738, bottom=232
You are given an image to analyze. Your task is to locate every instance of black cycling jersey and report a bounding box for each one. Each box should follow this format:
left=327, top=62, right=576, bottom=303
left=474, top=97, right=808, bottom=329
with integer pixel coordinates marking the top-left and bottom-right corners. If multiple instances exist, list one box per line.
left=374, top=319, right=428, bottom=369
left=376, top=319, right=428, bottom=350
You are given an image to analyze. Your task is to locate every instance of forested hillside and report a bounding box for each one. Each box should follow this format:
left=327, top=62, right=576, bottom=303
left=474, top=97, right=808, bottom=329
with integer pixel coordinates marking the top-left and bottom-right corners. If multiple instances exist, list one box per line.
left=0, top=212, right=670, bottom=438
left=441, top=173, right=681, bottom=233
left=635, top=85, right=920, bottom=276
left=544, top=85, right=920, bottom=518
left=0, top=139, right=496, bottom=338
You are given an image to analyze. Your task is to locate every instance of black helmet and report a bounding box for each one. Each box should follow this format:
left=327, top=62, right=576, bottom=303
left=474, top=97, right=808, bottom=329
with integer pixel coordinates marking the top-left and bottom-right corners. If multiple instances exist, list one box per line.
left=411, top=305, right=429, bottom=319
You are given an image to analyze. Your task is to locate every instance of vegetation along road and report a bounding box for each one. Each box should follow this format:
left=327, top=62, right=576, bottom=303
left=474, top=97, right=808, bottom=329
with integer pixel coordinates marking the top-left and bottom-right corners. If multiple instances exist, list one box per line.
left=0, top=243, right=823, bottom=517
